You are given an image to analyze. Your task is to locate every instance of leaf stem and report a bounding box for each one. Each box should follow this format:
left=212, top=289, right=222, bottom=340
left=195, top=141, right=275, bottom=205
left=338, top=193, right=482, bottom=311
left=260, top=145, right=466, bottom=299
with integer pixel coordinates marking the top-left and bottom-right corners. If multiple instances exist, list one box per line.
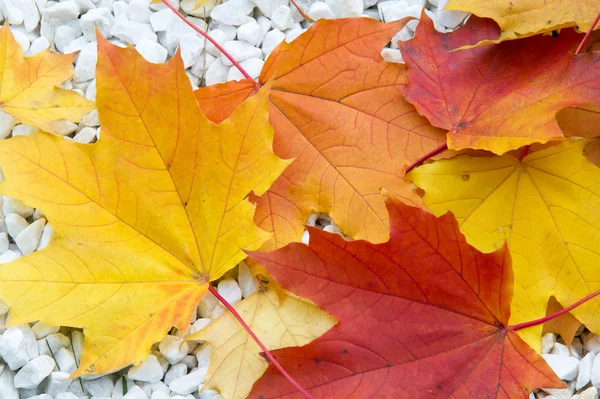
left=575, top=10, right=600, bottom=54
left=208, top=285, right=314, bottom=398
left=405, top=143, right=448, bottom=173
left=159, top=0, right=255, bottom=82
left=289, top=0, right=313, bottom=22
left=519, top=145, right=529, bottom=161
left=509, top=289, right=600, bottom=331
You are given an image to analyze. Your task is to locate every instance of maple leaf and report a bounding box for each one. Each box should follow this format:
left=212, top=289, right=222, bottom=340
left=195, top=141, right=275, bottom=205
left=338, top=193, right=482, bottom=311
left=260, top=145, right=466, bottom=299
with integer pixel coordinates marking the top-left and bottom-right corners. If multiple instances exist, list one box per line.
left=446, top=0, right=600, bottom=45
left=186, top=287, right=336, bottom=399
left=247, top=196, right=563, bottom=398
left=408, top=141, right=600, bottom=351
left=0, top=25, right=94, bottom=134
left=0, top=35, right=289, bottom=376
left=194, top=18, right=447, bottom=250
left=557, top=104, right=600, bottom=139
left=542, top=297, right=582, bottom=351
left=398, top=14, right=600, bottom=155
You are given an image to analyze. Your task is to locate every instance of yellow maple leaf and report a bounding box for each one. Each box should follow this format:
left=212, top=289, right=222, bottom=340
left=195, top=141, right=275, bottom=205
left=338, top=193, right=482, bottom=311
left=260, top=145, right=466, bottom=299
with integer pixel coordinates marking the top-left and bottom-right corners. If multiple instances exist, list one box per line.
left=0, top=25, right=94, bottom=133
left=0, top=35, right=290, bottom=376
left=447, top=0, right=600, bottom=45
left=408, top=141, right=600, bottom=350
left=187, top=287, right=336, bottom=399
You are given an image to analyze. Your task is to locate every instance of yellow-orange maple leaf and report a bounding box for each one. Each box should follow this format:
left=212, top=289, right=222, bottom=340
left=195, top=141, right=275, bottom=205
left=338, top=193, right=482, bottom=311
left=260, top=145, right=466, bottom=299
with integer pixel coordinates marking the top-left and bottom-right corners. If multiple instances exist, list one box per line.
left=0, top=35, right=289, bottom=376
left=446, top=0, right=600, bottom=45
left=408, top=141, right=600, bottom=351
left=0, top=25, right=94, bottom=133
left=187, top=287, right=336, bottom=399
left=543, top=297, right=583, bottom=351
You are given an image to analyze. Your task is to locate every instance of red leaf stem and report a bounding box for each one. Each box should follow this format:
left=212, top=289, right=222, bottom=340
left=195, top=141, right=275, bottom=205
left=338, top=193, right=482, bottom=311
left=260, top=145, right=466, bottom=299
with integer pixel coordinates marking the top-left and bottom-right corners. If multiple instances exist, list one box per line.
left=519, top=145, right=530, bottom=161
left=405, top=143, right=448, bottom=173
left=509, top=289, right=600, bottom=331
left=208, top=285, right=315, bottom=399
left=159, top=0, right=255, bottom=82
left=289, top=0, right=313, bottom=22
left=575, top=11, right=600, bottom=54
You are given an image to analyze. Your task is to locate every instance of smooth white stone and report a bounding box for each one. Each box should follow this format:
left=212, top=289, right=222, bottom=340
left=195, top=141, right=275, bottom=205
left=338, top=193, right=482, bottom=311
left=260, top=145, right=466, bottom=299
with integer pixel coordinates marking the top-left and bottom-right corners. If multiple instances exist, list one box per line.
left=198, top=389, right=223, bottom=399
left=12, top=124, right=37, bottom=136
left=579, top=352, right=596, bottom=390
left=194, top=345, right=210, bottom=368
left=55, top=25, right=78, bottom=53
left=74, top=42, right=97, bottom=82
left=338, top=0, right=361, bottom=16
left=581, top=387, right=600, bottom=399
left=218, top=23, right=237, bottom=41
left=285, top=28, right=304, bottom=42
left=151, top=392, right=170, bottom=399
left=82, top=109, right=100, bottom=126
left=0, top=110, right=15, bottom=139
left=585, top=333, right=600, bottom=354
left=0, top=367, right=19, bottom=399
left=0, top=249, right=21, bottom=263
left=227, top=57, right=263, bottom=81
left=180, top=0, right=217, bottom=17
left=32, top=321, right=60, bottom=340
left=26, top=37, right=50, bottom=56
left=542, top=332, right=557, bottom=354
left=43, top=371, right=71, bottom=395
left=237, top=20, right=262, bottom=46
left=190, top=52, right=216, bottom=77
left=113, top=0, right=128, bottom=20
left=86, top=79, right=97, bottom=101
left=128, top=354, right=164, bottom=383
left=542, top=354, right=579, bottom=381
left=52, top=119, right=79, bottom=136
left=551, top=342, right=581, bottom=360
left=189, top=318, right=211, bottom=336
left=0, top=232, right=9, bottom=254
left=111, top=20, right=157, bottom=44
left=210, top=0, right=254, bottom=25
left=123, top=386, right=148, bottom=399
left=217, top=278, right=242, bottom=307
left=74, top=0, right=95, bottom=12
left=205, top=58, right=230, bottom=86
left=16, top=218, right=45, bottom=256
left=205, top=29, right=228, bottom=57
left=55, top=347, right=77, bottom=374
left=593, top=353, right=600, bottom=387
left=169, top=367, right=207, bottom=395
left=148, top=380, right=170, bottom=394
left=38, top=333, right=71, bottom=357
left=12, top=29, right=30, bottom=52
left=14, top=355, right=55, bottom=389
left=149, top=8, right=172, bottom=31
left=381, top=47, right=404, bottom=63
left=71, top=330, right=84, bottom=360
left=180, top=36, right=206, bottom=68
left=56, top=393, right=79, bottom=399
left=161, top=16, right=206, bottom=55
left=221, top=40, right=262, bottom=66
left=80, top=7, right=115, bottom=40
left=28, top=395, right=52, bottom=399
left=64, top=36, right=90, bottom=53
left=261, top=28, right=284, bottom=56
left=159, top=335, right=189, bottom=364
left=1, top=198, right=32, bottom=220
left=197, top=289, right=219, bottom=318
left=250, top=0, right=285, bottom=18
left=436, top=9, right=469, bottom=29
left=126, top=0, right=151, bottom=22
left=135, top=38, right=168, bottom=63
left=5, top=213, right=30, bottom=239
left=2, top=0, right=25, bottom=25
left=0, top=327, right=29, bottom=370
left=15, top=324, right=38, bottom=360
left=84, top=376, right=115, bottom=397
left=72, top=126, right=97, bottom=144
left=308, top=1, right=334, bottom=19
left=44, top=1, right=81, bottom=20
left=164, top=363, right=187, bottom=386
left=36, top=223, right=54, bottom=250
left=270, top=5, right=293, bottom=30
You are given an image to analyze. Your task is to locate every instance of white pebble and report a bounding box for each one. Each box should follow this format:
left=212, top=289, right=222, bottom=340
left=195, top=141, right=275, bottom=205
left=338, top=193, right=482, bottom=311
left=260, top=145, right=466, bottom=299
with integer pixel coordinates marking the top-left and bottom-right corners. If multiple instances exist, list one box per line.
left=189, top=318, right=211, bottom=335
left=149, top=8, right=172, bottom=31
left=151, top=392, right=170, bottom=399
left=86, top=79, right=96, bottom=101
left=0, top=232, right=9, bottom=254
left=205, top=58, right=230, bottom=86
left=204, top=29, right=227, bottom=57
left=164, top=363, right=187, bottom=385
left=169, top=367, right=207, bottom=395
left=262, top=28, right=284, bottom=56
left=12, top=30, right=30, bottom=52
left=12, top=124, right=37, bottom=136
left=32, top=321, right=60, bottom=340
left=80, top=7, right=115, bottom=40
left=74, top=0, right=95, bottom=12
left=210, top=0, right=254, bottom=25
left=36, top=223, right=54, bottom=250
left=250, top=0, right=285, bottom=18
left=126, top=0, right=152, bottom=23
left=74, top=42, right=97, bottom=82
left=180, top=36, right=206, bottom=68
left=26, top=37, right=50, bottom=56
left=308, top=1, right=334, bottom=19
left=0, top=110, right=15, bottom=140
left=56, top=393, right=79, bottom=399
left=271, top=5, right=294, bottom=30
left=0, top=249, right=21, bottom=263
left=194, top=345, right=210, bottom=368
left=227, top=58, right=263, bottom=81
left=44, top=1, right=81, bottom=20
left=381, top=48, right=404, bottom=63
left=128, top=354, right=164, bottom=382
left=552, top=342, right=581, bottom=360
left=585, top=333, right=600, bottom=354
left=190, top=52, right=216, bottom=78
left=82, top=109, right=100, bottom=126
left=64, top=36, right=90, bottom=53
left=159, top=335, right=189, bottom=364
left=43, top=371, right=72, bottom=395
left=38, top=333, right=71, bottom=357
left=15, top=217, right=45, bottom=256
left=542, top=354, right=579, bottom=381
left=111, top=20, right=157, bottom=45
left=0, top=367, right=18, bottom=399
left=84, top=376, right=115, bottom=397
left=436, top=9, right=469, bottom=29
left=55, top=347, right=77, bottom=374
left=72, top=126, right=97, bottom=144
left=135, top=38, right=168, bottom=63
left=218, top=23, right=237, bottom=41
left=338, top=0, right=362, bottom=16
left=5, top=213, right=29, bottom=239
left=222, top=40, right=262, bottom=66
left=0, top=327, right=29, bottom=370
left=15, top=324, right=38, bottom=360
left=123, top=385, right=148, bottom=399
left=217, top=278, right=242, bottom=306
left=14, top=355, right=55, bottom=389
left=55, top=25, right=78, bottom=53
left=237, top=20, right=262, bottom=46
left=579, top=353, right=596, bottom=390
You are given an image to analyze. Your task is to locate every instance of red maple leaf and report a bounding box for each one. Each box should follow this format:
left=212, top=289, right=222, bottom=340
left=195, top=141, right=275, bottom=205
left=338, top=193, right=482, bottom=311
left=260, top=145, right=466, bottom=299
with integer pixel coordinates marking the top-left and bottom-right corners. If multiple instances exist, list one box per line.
left=248, top=197, right=563, bottom=398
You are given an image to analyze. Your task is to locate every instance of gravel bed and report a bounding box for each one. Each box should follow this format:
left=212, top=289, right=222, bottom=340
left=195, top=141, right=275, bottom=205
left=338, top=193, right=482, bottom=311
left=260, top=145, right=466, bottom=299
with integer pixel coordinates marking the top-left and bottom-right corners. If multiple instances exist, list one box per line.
left=0, top=0, right=487, bottom=397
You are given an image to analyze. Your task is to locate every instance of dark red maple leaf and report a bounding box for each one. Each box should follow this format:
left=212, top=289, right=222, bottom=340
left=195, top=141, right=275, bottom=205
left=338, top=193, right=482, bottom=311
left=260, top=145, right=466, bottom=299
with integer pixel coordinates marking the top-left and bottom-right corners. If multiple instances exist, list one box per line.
left=248, top=197, right=563, bottom=398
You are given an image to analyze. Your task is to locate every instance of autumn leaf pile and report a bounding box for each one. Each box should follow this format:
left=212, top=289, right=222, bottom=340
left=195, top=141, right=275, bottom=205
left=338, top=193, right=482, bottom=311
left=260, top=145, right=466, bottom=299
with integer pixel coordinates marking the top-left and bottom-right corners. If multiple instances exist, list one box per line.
left=1, top=1, right=600, bottom=398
